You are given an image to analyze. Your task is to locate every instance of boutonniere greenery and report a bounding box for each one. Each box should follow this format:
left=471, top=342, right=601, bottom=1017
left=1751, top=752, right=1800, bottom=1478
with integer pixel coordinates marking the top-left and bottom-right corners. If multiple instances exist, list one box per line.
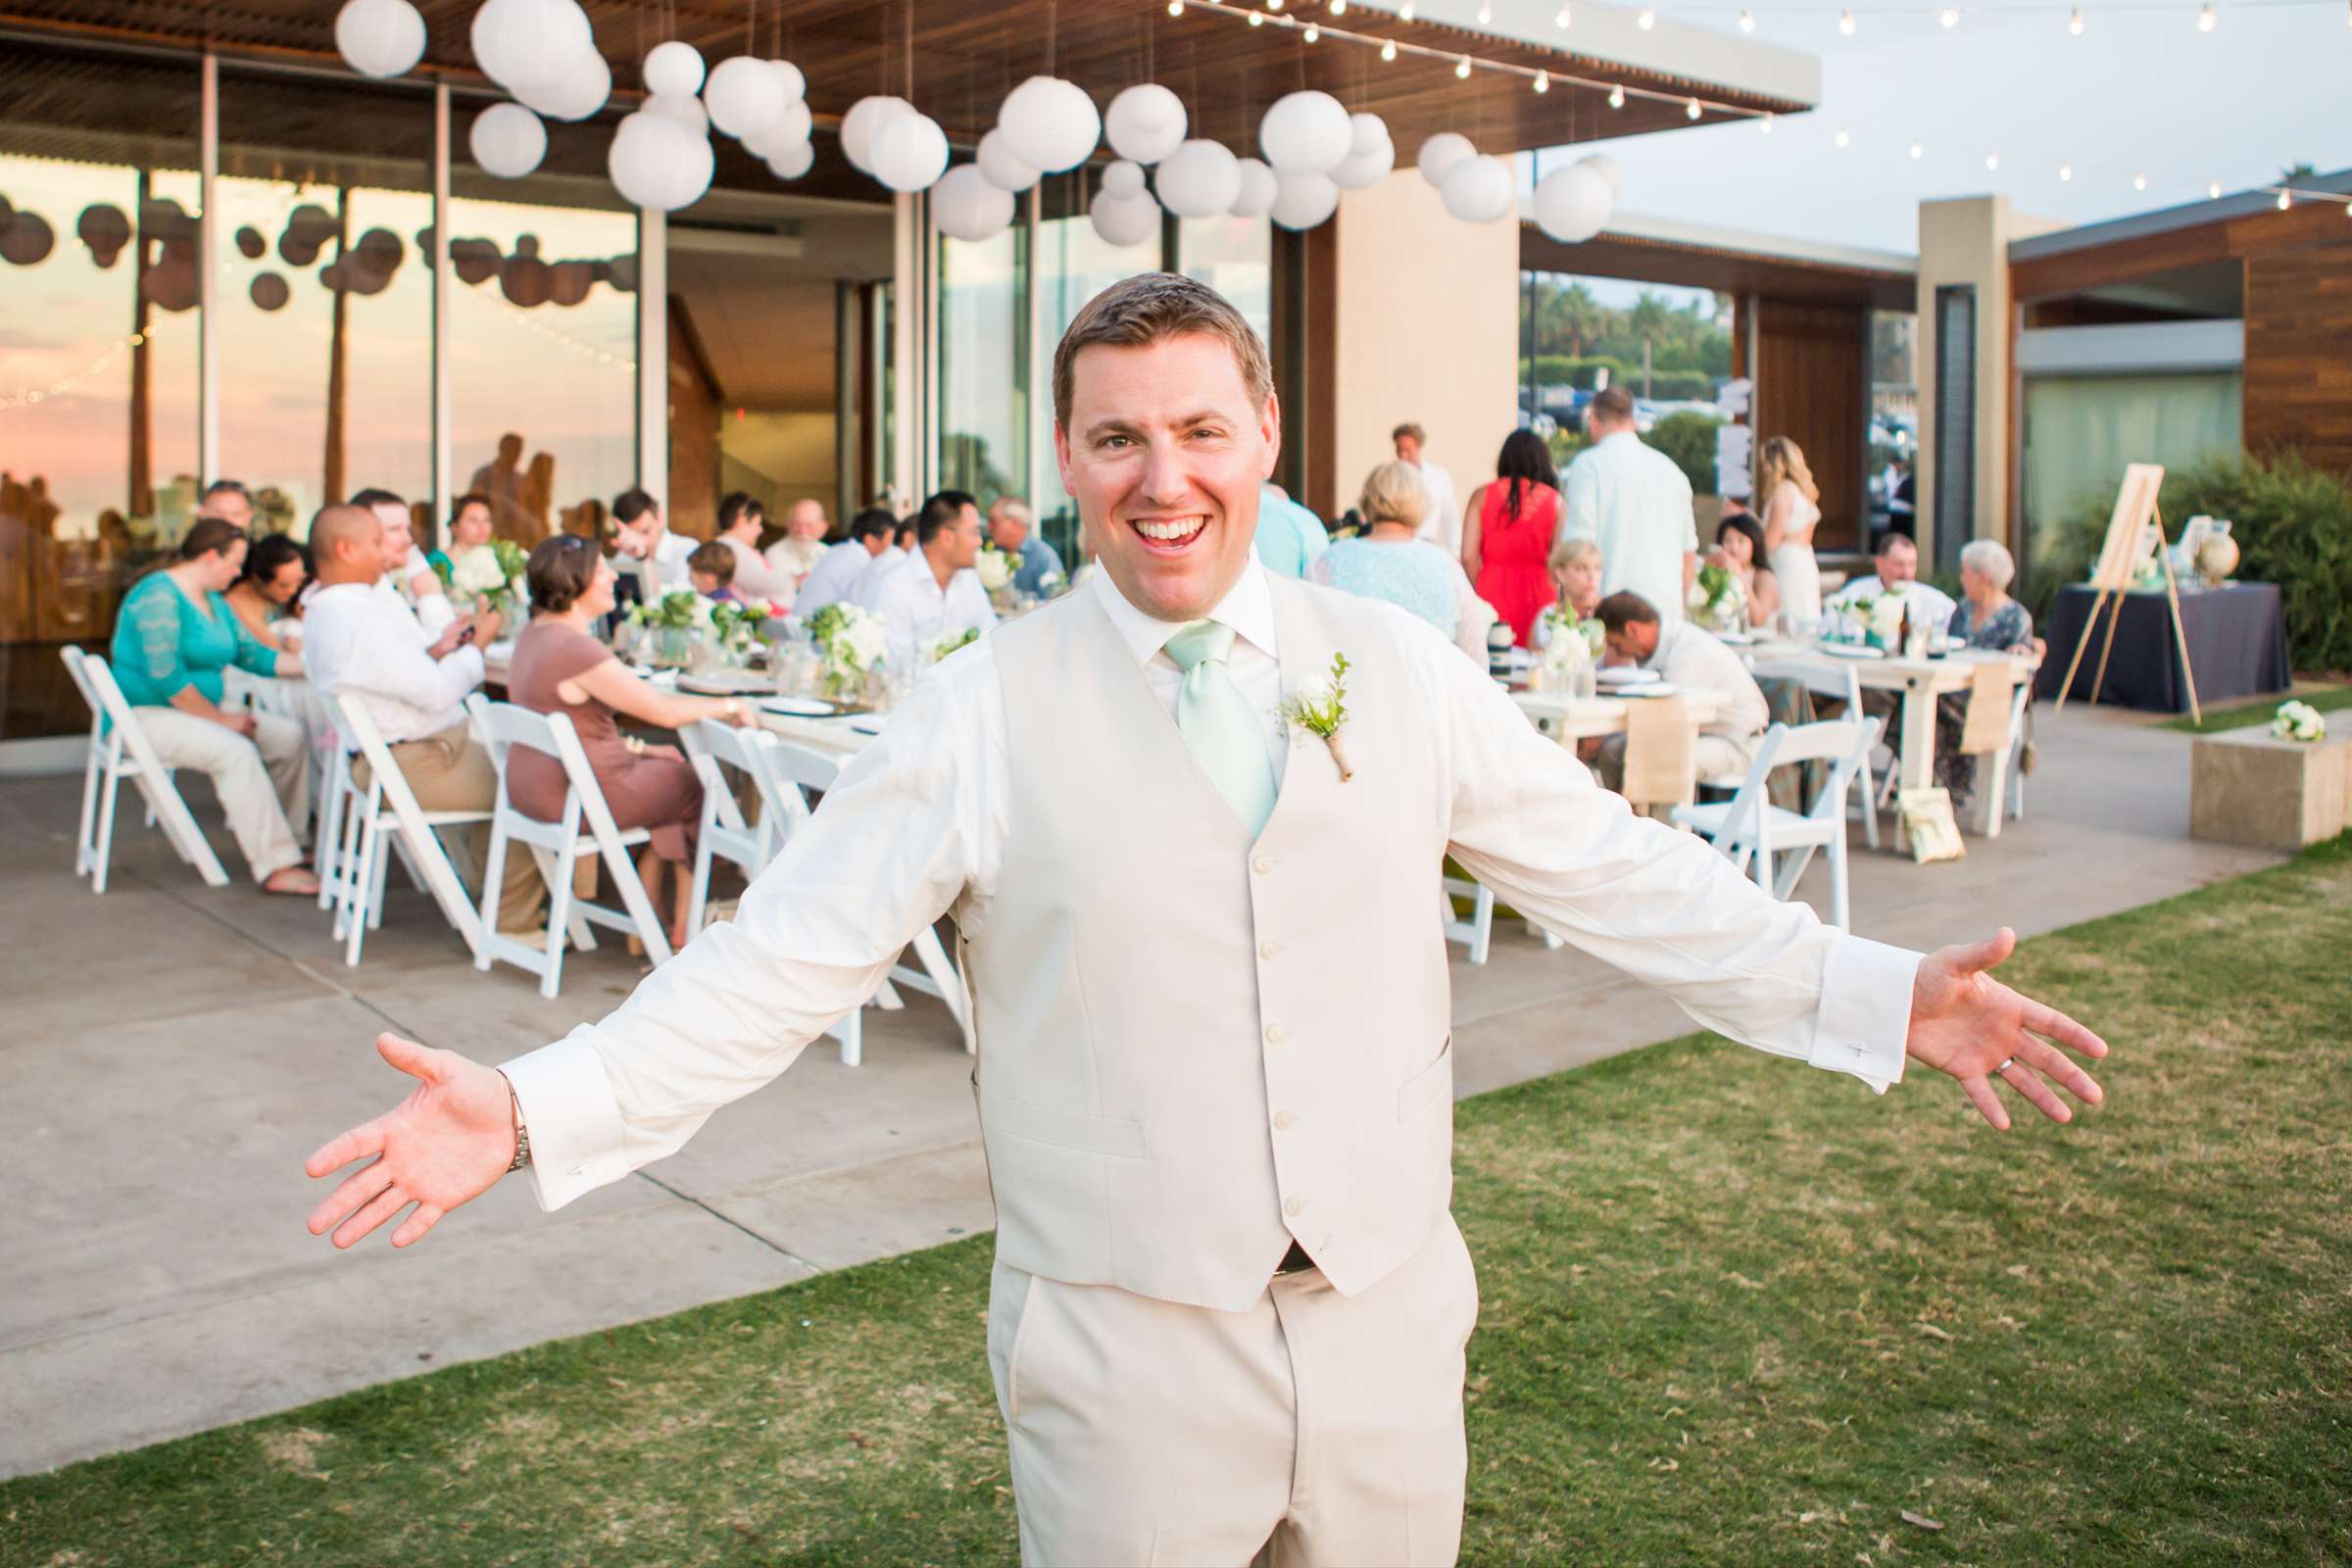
left=1278, top=652, right=1355, bottom=782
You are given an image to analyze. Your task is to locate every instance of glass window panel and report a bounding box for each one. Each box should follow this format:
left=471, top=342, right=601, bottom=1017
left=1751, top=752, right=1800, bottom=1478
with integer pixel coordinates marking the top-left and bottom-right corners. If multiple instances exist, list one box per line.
left=937, top=225, right=1027, bottom=509
left=1029, top=204, right=1162, bottom=564
left=1178, top=215, right=1271, bottom=346
left=2020, top=371, right=2242, bottom=582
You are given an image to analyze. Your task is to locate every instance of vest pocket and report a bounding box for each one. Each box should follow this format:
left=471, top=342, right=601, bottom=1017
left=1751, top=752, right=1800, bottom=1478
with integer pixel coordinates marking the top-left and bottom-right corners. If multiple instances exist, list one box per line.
left=1396, top=1036, right=1454, bottom=1121
left=983, top=1092, right=1150, bottom=1158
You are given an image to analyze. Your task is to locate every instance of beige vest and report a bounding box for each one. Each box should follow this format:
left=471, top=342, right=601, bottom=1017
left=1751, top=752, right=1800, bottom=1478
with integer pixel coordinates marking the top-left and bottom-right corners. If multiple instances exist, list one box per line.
left=960, top=576, right=1455, bottom=1312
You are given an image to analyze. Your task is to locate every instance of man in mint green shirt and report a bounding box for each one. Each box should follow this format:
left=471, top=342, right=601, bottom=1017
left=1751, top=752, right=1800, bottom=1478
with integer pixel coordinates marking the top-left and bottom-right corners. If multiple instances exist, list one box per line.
left=1250, top=482, right=1329, bottom=579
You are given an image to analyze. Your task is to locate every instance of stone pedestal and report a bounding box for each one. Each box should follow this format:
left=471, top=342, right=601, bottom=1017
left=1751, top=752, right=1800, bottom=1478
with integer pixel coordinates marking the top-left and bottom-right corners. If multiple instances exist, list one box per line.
left=2189, top=727, right=2352, bottom=850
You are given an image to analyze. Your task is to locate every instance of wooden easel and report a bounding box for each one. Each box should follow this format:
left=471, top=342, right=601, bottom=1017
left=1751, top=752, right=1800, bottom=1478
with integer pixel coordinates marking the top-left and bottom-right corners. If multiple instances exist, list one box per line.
left=2053, top=463, right=2202, bottom=725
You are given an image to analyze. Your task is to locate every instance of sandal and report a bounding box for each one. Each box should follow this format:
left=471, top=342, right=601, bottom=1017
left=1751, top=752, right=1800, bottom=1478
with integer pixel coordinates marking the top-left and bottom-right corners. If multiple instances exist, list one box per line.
left=263, top=867, right=321, bottom=896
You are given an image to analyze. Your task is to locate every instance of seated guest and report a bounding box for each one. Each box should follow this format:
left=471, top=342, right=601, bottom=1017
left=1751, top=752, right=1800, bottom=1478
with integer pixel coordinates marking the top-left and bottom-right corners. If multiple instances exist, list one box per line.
left=426, top=492, right=495, bottom=580
left=989, top=496, right=1065, bottom=596
left=1312, top=460, right=1493, bottom=660
left=196, top=477, right=256, bottom=530
left=761, top=498, right=831, bottom=588
left=1591, top=592, right=1771, bottom=796
left=795, top=507, right=897, bottom=617
left=302, top=503, right=550, bottom=939
left=1252, top=482, right=1330, bottom=579
left=611, top=487, right=699, bottom=600
left=847, top=514, right=921, bottom=611
left=1827, top=531, right=1955, bottom=632
left=224, top=533, right=311, bottom=652
left=710, top=491, right=792, bottom=605
left=351, top=487, right=455, bottom=639
left=507, top=537, right=760, bottom=947
left=109, top=517, right=316, bottom=895
left=1535, top=537, right=1605, bottom=649
left=1948, top=538, right=2034, bottom=652
left=1707, top=512, right=1782, bottom=629
left=688, top=540, right=739, bottom=602
left=872, top=490, right=998, bottom=672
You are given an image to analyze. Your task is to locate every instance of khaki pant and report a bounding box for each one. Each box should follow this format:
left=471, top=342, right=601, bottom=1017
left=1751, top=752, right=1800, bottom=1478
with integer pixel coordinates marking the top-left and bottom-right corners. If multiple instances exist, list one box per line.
left=355, top=724, right=547, bottom=935
left=136, top=706, right=308, bottom=883
left=987, top=1215, right=1480, bottom=1567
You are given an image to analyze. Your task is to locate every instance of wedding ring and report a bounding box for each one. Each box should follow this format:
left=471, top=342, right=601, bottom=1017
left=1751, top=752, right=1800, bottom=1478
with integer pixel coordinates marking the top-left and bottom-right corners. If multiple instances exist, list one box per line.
left=1994, top=1056, right=2016, bottom=1074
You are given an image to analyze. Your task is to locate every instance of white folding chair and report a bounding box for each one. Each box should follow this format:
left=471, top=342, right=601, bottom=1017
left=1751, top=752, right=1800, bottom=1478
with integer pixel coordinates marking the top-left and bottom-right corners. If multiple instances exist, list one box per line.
left=467, top=694, right=672, bottom=999
left=1751, top=657, right=1882, bottom=848
left=1670, top=723, right=1788, bottom=892
left=1956, top=669, right=2033, bottom=839
left=764, top=736, right=977, bottom=1058
left=59, top=647, right=231, bottom=893
left=1677, top=717, right=1880, bottom=932
left=330, top=695, right=489, bottom=967
left=1441, top=873, right=1494, bottom=965
left=315, top=742, right=358, bottom=911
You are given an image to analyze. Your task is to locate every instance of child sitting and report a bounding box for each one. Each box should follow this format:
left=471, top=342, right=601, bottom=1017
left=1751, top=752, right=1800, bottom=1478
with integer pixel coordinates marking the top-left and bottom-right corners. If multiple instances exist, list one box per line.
left=687, top=540, right=738, bottom=602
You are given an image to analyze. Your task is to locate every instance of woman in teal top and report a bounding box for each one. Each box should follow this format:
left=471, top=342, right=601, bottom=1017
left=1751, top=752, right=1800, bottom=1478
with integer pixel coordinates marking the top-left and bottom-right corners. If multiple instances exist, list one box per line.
left=107, top=517, right=318, bottom=894
left=1310, top=461, right=1496, bottom=661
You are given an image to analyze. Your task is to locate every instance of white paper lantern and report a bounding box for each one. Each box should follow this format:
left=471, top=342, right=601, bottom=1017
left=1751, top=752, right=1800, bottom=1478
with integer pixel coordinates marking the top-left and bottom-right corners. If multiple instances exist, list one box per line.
left=1258, top=90, right=1351, bottom=175
left=1104, top=83, right=1188, bottom=165
left=646, top=91, right=708, bottom=134
left=336, top=0, right=426, bottom=78
left=1102, top=160, right=1147, bottom=199
left=705, top=55, right=786, bottom=139
left=1154, top=138, right=1242, bottom=219
left=1416, top=130, right=1476, bottom=189
left=998, top=75, right=1101, bottom=173
left=1348, top=112, right=1391, bottom=159
left=747, top=99, right=812, bottom=160
left=1441, top=154, right=1512, bottom=222
left=1332, top=136, right=1395, bottom=190
left=469, top=102, right=548, bottom=178
left=976, top=129, right=1039, bottom=193
left=765, top=139, right=814, bottom=181
left=1533, top=164, right=1612, bottom=242
left=517, top=50, right=609, bottom=120
left=870, top=112, right=950, bottom=193
left=471, top=0, right=594, bottom=96
left=841, top=95, right=913, bottom=173
left=1576, top=153, right=1625, bottom=200
left=1269, top=171, right=1340, bottom=230
left=610, top=110, right=713, bottom=210
left=640, top=39, right=705, bottom=98
left=1230, top=158, right=1278, bottom=218
left=767, top=59, right=806, bottom=103
left=933, top=164, right=1015, bottom=242
left=1090, top=187, right=1161, bottom=248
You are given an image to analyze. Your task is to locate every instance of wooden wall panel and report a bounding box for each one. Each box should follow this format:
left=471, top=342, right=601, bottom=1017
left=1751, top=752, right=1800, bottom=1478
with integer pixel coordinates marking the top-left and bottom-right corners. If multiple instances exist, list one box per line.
left=2244, top=239, right=2352, bottom=476
left=1751, top=298, right=1869, bottom=554
left=666, top=299, right=721, bottom=539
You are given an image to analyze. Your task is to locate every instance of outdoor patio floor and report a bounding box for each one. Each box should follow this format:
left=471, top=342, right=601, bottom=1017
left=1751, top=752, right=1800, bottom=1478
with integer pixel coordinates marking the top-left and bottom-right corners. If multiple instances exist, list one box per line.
left=0, top=699, right=2281, bottom=1479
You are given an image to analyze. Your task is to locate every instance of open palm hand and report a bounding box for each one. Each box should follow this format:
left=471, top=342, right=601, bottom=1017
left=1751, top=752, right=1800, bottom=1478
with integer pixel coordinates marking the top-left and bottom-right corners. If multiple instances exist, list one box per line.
left=304, top=1034, right=515, bottom=1249
left=1907, top=928, right=2109, bottom=1130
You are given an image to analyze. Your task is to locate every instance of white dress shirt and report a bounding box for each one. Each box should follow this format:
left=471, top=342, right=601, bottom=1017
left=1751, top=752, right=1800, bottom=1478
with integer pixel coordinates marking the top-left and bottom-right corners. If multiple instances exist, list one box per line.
left=793, top=540, right=877, bottom=617
left=1644, top=619, right=1771, bottom=746
left=1410, top=460, right=1462, bottom=560
left=1560, top=431, right=1698, bottom=622
left=502, top=559, right=1922, bottom=1213
left=871, top=551, right=999, bottom=674
left=621, top=530, right=701, bottom=599
left=713, top=534, right=792, bottom=607
left=1827, top=573, right=1958, bottom=632
left=846, top=545, right=909, bottom=610
left=400, top=545, right=458, bottom=639
left=303, top=580, right=484, bottom=749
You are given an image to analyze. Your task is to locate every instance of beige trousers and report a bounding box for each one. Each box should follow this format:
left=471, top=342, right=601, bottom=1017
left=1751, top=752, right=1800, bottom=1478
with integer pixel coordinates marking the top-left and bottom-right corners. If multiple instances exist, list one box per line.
left=136, top=706, right=308, bottom=882
left=355, top=724, right=549, bottom=935
left=987, top=1215, right=1479, bottom=1567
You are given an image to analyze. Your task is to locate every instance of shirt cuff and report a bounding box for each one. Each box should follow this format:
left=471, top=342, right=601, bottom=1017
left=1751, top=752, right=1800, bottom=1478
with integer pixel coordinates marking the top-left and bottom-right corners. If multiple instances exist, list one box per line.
left=500, top=1029, right=636, bottom=1211
left=1806, top=935, right=1921, bottom=1094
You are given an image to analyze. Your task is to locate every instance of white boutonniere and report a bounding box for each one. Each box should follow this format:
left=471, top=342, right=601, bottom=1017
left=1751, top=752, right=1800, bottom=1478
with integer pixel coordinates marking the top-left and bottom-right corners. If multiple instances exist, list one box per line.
left=1277, top=652, right=1355, bottom=782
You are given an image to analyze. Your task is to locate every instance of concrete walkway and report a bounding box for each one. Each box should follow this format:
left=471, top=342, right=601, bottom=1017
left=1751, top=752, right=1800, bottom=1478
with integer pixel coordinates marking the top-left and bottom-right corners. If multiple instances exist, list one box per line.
left=0, top=702, right=2278, bottom=1478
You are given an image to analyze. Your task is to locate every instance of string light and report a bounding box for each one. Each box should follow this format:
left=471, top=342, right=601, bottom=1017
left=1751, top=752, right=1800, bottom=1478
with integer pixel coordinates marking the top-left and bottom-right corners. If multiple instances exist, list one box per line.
left=1329, top=0, right=1346, bottom=10
left=2277, top=189, right=2292, bottom=209
left=1835, top=127, right=1850, bottom=147
left=2070, top=6, right=2085, bottom=29
left=2060, top=162, right=2073, bottom=179
left=1476, top=0, right=1494, bottom=21
left=2208, top=180, right=2223, bottom=197
left=1909, top=139, right=1923, bottom=158
left=3, top=319, right=175, bottom=411
left=1248, top=9, right=1263, bottom=24
left=1740, top=4, right=1756, bottom=24
left=1638, top=5, right=1657, bottom=24
left=1985, top=151, right=1999, bottom=170
left=1555, top=5, right=1572, bottom=25
left=1380, top=36, right=1396, bottom=57
left=1397, top=0, right=1413, bottom=17
left=1838, top=7, right=1856, bottom=31
left=2197, top=2, right=2216, bottom=26
left=1304, top=21, right=1319, bottom=38
left=1939, top=6, right=1960, bottom=24
left=1168, top=0, right=1184, bottom=14
left=2134, top=172, right=2147, bottom=189
left=1759, top=113, right=1774, bottom=133
left=1533, top=69, right=1551, bottom=91
left=1454, top=53, right=1472, bottom=76
left=1608, top=83, right=1626, bottom=107
left=1686, top=96, right=1702, bottom=118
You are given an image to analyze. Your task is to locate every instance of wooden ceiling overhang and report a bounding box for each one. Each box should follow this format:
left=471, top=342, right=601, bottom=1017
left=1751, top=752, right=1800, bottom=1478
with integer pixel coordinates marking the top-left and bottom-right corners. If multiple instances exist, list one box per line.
left=1522, top=220, right=1917, bottom=312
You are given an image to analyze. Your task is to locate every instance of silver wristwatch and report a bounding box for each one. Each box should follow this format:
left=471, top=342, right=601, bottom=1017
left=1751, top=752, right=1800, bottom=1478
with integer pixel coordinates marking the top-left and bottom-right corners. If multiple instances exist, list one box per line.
left=499, top=1069, right=531, bottom=1171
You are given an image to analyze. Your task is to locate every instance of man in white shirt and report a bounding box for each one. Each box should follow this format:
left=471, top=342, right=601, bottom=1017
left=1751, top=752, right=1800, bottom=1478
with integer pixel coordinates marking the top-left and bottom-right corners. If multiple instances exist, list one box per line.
left=1828, top=532, right=1956, bottom=633
left=845, top=515, right=919, bottom=610
left=794, top=507, right=897, bottom=617
left=611, top=488, right=699, bottom=601
left=352, top=486, right=456, bottom=640
left=307, top=275, right=2107, bottom=1567
left=1559, top=386, right=1699, bottom=622
left=762, top=497, right=832, bottom=588
left=871, top=489, right=997, bottom=672
left=1592, top=591, right=1771, bottom=793
left=1393, top=420, right=1462, bottom=560
left=300, top=503, right=547, bottom=937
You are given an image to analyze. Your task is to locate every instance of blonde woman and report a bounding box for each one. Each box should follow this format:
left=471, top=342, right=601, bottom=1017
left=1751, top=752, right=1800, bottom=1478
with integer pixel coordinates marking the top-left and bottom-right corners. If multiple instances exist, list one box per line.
left=1313, top=462, right=1495, bottom=660
left=1757, top=436, right=1822, bottom=624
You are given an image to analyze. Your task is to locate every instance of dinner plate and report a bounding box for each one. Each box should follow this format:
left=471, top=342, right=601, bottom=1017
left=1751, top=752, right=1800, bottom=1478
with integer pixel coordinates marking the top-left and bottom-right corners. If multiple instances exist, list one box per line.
left=1714, top=629, right=1758, bottom=645
left=622, top=663, right=682, bottom=683
left=845, top=713, right=889, bottom=735
left=679, top=670, right=770, bottom=695
left=1619, top=682, right=1681, bottom=699
left=758, top=696, right=837, bottom=717
left=1820, top=644, right=1884, bottom=660
left=1594, top=666, right=1660, bottom=685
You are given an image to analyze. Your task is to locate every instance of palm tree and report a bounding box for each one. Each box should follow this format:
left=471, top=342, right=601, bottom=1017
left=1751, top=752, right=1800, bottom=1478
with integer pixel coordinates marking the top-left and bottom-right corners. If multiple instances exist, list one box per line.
left=1544, top=282, right=1606, bottom=360
left=1629, top=292, right=1673, bottom=398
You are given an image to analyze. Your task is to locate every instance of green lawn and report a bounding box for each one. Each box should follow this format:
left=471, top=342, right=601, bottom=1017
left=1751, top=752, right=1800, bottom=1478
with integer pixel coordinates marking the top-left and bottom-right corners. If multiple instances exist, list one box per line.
left=2159, top=682, right=2352, bottom=733
left=8, top=841, right=2350, bottom=1567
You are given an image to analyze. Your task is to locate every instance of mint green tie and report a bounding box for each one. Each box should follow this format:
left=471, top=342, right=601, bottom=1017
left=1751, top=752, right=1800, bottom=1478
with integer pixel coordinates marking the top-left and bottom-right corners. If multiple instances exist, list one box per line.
left=1163, top=619, right=1279, bottom=837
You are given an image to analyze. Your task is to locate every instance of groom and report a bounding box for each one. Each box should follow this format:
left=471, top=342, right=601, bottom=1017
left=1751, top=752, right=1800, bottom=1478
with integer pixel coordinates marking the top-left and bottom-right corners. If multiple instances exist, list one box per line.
left=306, top=273, right=2106, bottom=1566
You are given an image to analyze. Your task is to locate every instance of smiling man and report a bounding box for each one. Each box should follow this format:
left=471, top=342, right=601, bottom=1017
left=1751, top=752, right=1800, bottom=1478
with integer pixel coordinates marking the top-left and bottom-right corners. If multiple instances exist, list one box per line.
left=305, top=274, right=2108, bottom=1568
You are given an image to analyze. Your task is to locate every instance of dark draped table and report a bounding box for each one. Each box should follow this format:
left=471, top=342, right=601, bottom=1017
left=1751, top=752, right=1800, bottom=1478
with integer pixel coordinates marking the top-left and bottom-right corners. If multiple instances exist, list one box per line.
left=2034, top=581, right=2290, bottom=711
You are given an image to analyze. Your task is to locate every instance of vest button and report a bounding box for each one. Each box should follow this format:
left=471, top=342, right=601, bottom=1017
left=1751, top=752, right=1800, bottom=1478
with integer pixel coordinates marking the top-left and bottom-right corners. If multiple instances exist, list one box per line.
left=1284, top=1195, right=1304, bottom=1217
left=1259, top=938, right=1281, bottom=959
left=1252, top=854, right=1274, bottom=874
left=1273, top=1110, right=1297, bottom=1131
left=1264, top=1023, right=1286, bottom=1045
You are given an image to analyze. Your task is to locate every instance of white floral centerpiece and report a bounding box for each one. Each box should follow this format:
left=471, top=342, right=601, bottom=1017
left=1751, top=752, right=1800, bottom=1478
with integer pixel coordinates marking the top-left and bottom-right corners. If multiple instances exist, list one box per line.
left=710, top=597, right=773, bottom=659
left=2272, top=700, right=2328, bottom=743
left=1535, top=606, right=1602, bottom=679
left=975, top=545, right=1017, bottom=594
left=1687, top=563, right=1747, bottom=634
left=448, top=538, right=529, bottom=616
left=1036, top=569, right=1065, bottom=598
left=806, top=601, right=887, bottom=700
left=928, top=624, right=982, bottom=666
left=1843, top=593, right=1906, bottom=649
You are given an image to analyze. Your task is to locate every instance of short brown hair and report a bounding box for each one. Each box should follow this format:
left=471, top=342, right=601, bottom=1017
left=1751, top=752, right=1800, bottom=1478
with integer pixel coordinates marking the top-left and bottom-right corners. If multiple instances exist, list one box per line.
left=1596, top=590, right=1660, bottom=635
left=1590, top=385, right=1636, bottom=423
left=1052, top=271, right=1272, bottom=430
left=1357, top=461, right=1430, bottom=530
left=688, top=540, right=736, bottom=583
left=1392, top=421, right=1426, bottom=445
left=526, top=534, right=601, bottom=613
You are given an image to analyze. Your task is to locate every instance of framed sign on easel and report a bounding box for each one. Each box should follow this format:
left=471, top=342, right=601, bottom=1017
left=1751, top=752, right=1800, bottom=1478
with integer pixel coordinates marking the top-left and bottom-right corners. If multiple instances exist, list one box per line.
left=2052, top=463, right=2202, bottom=725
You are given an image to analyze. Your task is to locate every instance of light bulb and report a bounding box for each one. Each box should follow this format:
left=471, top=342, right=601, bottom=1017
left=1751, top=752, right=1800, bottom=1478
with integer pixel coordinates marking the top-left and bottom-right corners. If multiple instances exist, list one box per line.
left=1838, top=7, right=1855, bottom=33
left=1759, top=113, right=1774, bottom=134
left=1939, top=6, right=1959, bottom=24
left=2197, top=3, right=2215, bottom=28
left=1533, top=70, right=1550, bottom=92
left=2134, top=172, right=2147, bottom=190
left=1687, top=97, right=1702, bottom=119
left=2059, top=163, right=2073, bottom=181
left=2277, top=189, right=2291, bottom=210
left=1637, top=5, right=1655, bottom=25
left=1909, top=140, right=1923, bottom=159
left=1608, top=83, right=1625, bottom=108
left=1476, top=0, right=1493, bottom=19
left=2208, top=180, right=2222, bottom=198
left=1985, top=151, right=1999, bottom=171
left=1740, top=6, right=1756, bottom=27
left=1330, top=0, right=1346, bottom=10
left=1168, top=0, right=1184, bottom=12
left=1398, top=0, right=1413, bottom=16
left=1249, top=10, right=1263, bottom=24
left=1455, top=54, right=1472, bottom=76
left=2070, top=6, right=2085, bottom=31
left=1381, top=37, right=1396, bottom=57
left=1835, top=128, right=1850, bottom=148
left=1555, top=4, right=1572, bottom=25
left=1303, top=22, right=1319, bottom=39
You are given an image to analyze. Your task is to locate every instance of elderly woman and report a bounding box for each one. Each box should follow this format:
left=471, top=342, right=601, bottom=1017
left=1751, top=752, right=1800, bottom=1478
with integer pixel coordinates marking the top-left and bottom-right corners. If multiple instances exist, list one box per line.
left=109, top=517, right=317, bottom=894
left=1948, top=538, right=2035, bottom=651
left=1312, top=462, right=1495, bottom=660
left=505, top=535, right=760, bottom=947
left=1706, top=513, right=1782, bottom=629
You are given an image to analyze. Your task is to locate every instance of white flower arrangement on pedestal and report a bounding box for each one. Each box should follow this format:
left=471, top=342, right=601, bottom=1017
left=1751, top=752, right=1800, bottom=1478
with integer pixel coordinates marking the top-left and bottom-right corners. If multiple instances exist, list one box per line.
left=2272, top=700, right=2328, bottom=742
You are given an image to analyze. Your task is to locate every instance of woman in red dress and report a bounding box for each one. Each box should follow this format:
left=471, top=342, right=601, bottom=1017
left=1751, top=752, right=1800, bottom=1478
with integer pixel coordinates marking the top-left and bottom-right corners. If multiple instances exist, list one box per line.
left=1461, top=429, right=1562, bottom=647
